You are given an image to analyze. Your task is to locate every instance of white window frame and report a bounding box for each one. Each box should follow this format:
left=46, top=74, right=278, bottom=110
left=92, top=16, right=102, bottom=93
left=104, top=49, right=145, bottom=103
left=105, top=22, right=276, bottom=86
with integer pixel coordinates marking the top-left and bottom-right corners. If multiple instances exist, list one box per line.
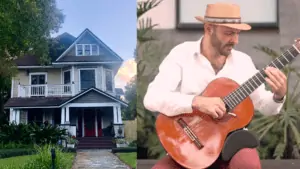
left=29, top=72, right=48, bottom=85
left=78, top=68, right=97, bottom=91
left=103, top=68, right=114, bottom=93
left=28, top=72, right=48, bottom=97
left=75, top=44, right=99, bottom=56
left=62, top=69, right=71, bottom=84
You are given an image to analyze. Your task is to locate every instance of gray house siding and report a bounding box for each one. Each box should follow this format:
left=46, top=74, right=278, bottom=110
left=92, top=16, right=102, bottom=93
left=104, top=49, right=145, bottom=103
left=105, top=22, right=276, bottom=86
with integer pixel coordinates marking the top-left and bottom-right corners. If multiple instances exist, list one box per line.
left=70, top=91, right=113, bottom=103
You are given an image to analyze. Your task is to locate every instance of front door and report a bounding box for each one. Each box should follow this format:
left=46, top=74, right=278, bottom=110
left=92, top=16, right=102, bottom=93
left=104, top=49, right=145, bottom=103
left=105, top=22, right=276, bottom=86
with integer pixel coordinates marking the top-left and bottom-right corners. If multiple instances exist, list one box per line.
left=84, top=109, right=95, bottom=137
left=30, top=73, right=46, bottom=96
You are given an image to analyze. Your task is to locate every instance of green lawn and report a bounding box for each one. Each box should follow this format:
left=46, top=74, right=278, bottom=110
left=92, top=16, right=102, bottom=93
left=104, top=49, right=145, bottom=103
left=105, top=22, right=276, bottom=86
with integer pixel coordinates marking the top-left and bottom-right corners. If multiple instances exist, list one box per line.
left=0, top=153, right=75, bottom=169
left=0, top=155, right=34, bottom=168
left=116, top=152, right=137, bottom=169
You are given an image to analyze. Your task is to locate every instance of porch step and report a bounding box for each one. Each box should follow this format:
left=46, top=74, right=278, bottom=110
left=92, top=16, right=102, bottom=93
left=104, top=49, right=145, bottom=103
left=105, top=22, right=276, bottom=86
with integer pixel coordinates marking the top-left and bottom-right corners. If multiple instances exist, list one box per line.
left=76, top=137, right=115, bottom=149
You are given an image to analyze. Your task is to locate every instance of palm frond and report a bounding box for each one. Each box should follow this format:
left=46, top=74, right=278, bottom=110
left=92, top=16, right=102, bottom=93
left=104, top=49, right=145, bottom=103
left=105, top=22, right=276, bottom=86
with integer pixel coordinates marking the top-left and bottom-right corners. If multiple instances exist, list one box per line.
left=273, top=142, right=286, bottom=159
left=137, top=18, right=158, bottom=43
left=253, top=45, right=280, bottom=59
left=137, top=0, right=162, bottom=18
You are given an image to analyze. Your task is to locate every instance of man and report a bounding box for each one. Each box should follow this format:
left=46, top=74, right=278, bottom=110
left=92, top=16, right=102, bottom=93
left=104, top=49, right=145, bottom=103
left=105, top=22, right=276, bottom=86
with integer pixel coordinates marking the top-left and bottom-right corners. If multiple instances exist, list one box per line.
left=143, top=2, right=287, bottom=169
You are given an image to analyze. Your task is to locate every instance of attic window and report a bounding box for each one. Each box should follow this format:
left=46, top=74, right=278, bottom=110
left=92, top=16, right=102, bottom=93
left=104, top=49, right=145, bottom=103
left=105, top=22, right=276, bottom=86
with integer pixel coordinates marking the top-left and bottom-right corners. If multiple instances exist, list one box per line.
left=76, top=44, right=99, bottom=56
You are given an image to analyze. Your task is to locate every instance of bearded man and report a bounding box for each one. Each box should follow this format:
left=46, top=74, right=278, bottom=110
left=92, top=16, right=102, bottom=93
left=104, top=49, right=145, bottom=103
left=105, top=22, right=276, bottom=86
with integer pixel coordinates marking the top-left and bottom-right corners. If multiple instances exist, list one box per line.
left=143, top=2, right=287, bottom=169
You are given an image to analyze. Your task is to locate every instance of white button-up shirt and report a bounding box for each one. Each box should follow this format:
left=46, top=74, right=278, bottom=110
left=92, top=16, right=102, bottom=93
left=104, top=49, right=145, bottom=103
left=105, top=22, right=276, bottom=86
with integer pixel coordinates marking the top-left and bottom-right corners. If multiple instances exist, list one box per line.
left=143, top=36, right=285, bottom=117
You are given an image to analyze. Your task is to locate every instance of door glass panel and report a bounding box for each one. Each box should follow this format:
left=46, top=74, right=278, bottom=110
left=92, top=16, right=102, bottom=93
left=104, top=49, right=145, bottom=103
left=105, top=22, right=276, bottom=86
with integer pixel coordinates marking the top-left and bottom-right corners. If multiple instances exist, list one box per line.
left=30, top=74, right=46, bottom=96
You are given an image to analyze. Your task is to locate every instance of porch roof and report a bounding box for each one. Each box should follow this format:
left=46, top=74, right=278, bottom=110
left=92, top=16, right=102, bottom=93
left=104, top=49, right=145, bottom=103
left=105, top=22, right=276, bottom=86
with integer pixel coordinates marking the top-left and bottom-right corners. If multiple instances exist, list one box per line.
left=4, top=87, right=128, bottom=109
left=4, top=97, right=71, bottom=108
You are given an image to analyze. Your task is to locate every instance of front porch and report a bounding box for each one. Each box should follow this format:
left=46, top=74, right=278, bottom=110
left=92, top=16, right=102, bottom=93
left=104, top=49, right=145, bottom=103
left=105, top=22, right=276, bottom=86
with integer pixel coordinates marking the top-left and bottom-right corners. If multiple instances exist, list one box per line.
left=9, top=103, right=124, bottom=138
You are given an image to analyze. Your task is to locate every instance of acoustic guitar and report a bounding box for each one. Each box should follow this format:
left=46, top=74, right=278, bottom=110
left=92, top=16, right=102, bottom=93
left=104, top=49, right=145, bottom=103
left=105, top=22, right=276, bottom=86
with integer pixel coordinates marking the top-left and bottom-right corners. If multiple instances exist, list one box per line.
left=155, top=39, right=300, bottom=169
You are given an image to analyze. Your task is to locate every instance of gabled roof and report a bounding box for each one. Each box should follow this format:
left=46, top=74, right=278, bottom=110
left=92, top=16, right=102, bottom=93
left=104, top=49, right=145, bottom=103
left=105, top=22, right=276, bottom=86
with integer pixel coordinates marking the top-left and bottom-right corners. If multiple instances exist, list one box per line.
left=55, top=28, right=123, bottom=62
left=60, top=87, right=128, bottom=107
left=14, top=28, right=123, bottom=66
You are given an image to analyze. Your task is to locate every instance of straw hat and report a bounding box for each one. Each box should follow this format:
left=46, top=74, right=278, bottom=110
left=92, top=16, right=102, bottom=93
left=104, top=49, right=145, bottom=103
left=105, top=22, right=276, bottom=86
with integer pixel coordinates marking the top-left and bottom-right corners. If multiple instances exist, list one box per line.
left=195, top=2, right=251, bottom=30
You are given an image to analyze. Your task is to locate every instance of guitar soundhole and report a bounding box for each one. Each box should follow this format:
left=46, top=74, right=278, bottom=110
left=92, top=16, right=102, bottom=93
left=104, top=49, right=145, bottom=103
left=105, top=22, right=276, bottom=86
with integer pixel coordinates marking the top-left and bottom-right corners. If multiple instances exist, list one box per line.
left=177, top=118, right=203, bottom=149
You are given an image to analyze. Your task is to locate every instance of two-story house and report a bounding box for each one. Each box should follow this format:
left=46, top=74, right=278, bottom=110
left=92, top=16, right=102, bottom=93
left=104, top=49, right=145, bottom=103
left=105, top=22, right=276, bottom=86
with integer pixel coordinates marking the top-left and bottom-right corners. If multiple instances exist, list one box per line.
left=4, top=28, right=128, bottom=148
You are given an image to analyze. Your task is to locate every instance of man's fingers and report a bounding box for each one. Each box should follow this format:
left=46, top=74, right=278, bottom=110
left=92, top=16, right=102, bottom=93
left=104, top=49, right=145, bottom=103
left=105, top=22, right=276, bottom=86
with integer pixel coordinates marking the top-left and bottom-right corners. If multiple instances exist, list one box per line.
left=215, top=107, right=225, bottom=118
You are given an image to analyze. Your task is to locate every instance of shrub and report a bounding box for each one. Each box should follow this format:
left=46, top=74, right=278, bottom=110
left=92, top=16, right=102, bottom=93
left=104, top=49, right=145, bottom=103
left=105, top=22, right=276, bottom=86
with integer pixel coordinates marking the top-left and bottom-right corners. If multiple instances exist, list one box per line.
left=0, top=149, right=36, bottom=158
left=0, top=122, right=68, bottom=146
left=21, top=144, right=73, bottom=169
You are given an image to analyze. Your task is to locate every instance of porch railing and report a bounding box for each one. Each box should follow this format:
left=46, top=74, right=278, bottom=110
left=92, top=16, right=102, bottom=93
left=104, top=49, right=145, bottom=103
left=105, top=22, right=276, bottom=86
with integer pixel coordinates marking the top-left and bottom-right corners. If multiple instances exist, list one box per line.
left=18, top=84, right=74, bottom=97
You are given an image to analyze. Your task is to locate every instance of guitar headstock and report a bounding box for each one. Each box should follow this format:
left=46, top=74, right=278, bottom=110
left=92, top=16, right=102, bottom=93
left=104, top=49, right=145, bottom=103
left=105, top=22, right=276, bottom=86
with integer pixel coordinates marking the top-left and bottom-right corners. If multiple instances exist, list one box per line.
left=294, top=38, right=300, bottom=52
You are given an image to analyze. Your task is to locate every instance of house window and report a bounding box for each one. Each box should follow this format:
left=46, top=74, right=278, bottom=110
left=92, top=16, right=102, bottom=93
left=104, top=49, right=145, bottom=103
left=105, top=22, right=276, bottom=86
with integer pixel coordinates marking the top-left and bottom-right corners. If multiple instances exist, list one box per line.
left=80, top=69, right=96, bottom=91
left=63, top=70, right=71, bottom=93
left=76, top=44, right=99, bottom=56
left=30, top=73, right=47, bottom=96
left=63, top=71, right=71, bottom=84
left=76, top=45, right=83, bottom=56
left=105, top=69, right=113, bottom=92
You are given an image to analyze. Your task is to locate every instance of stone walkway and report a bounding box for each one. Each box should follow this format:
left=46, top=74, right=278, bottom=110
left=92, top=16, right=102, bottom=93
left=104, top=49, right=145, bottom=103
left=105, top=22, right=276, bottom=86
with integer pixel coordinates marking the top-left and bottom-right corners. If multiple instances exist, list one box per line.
left=71, top=149, right=131, bottom=169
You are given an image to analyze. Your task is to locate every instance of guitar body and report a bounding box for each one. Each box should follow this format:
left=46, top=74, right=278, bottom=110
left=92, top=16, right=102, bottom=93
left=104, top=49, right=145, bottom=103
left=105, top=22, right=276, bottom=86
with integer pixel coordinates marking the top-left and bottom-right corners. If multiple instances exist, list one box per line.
left=155, top=77, right=255, bottom=169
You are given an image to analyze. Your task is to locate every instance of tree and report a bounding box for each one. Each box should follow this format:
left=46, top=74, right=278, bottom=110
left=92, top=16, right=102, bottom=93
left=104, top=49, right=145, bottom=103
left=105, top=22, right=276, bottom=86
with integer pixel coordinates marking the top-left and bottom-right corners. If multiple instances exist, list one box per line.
left=122, top=76, right=137, bottom=120
left=0, top=0, right=65, bottom=76
left=249, top=45, right=300, bottom=159
left=0, top=0, right=64, bottom=124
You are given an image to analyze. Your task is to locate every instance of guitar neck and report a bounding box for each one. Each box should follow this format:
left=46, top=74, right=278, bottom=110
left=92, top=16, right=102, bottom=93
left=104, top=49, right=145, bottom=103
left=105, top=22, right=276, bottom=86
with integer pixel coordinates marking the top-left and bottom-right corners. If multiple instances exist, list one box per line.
left=223, top=45, right=300, bottom=110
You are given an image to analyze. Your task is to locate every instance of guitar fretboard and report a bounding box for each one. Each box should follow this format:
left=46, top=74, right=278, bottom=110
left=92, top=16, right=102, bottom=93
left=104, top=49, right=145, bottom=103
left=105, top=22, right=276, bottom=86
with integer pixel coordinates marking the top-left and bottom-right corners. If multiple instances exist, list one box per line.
left=223, top=45, right=300, bottom=110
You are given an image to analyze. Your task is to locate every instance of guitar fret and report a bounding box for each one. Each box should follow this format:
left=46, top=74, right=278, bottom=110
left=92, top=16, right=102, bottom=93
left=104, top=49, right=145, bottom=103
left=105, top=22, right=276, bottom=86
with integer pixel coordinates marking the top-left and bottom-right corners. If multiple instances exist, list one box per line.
left=224, top=46, right=300, bottom=110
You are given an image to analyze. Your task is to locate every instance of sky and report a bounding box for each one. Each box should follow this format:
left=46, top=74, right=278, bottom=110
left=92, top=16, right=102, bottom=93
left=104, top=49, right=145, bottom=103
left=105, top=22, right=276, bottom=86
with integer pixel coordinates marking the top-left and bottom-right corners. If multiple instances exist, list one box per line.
left=52, top=0, right=137, bottom=61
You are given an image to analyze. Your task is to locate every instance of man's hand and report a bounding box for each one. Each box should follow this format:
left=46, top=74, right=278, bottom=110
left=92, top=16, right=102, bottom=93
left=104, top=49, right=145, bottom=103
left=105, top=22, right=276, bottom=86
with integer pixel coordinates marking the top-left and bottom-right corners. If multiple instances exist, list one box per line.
left=264, top=66, right=287, bottom=99
left=192, top=96, right=226, bottom=119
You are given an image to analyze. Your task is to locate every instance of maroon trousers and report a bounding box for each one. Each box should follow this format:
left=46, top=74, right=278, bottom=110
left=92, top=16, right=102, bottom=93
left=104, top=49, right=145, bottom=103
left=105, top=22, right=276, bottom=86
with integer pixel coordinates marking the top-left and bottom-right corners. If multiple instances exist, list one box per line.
left=152, top=148, right=261, bottom=169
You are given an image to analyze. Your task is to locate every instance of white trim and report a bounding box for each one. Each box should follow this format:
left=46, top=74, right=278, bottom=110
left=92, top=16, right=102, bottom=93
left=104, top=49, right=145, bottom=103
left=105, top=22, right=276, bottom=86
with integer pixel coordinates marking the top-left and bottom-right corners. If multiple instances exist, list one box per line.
left=29, top=72, right=48, bottom=85
left=67, top=103, right=119, bottom=107
left=82, top=109, right=84, bottom=137
left=103, top=68, right=114, bottom=93
left=60, top=88, right=128, bottom=107
left=55, top=29, right=123, bottom=62
left=60, top=68, right=63, bottom=85
left=63, top=69, right=71, bottom=84
left=75, top=44, right=100, bottom=56
left=78, top=68, right=97, bottom=91
left=11, top=78, right=14, bottom=98
left=95, top=109, right=98, bottom=137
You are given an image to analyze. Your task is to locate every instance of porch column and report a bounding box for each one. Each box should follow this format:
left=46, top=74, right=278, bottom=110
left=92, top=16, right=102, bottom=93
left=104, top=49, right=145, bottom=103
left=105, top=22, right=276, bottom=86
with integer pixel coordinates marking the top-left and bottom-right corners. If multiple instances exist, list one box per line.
left=61, top=107, right=65, bottom=124
left=117, top=106, right=122, bottom=124
left=9, top=109, right=14, bottom=123
left=65, top=106, right=70, bottom=124
left=15, top=110, right=20, bottom=124
left=71, top=66, right=75, bottom=96
left=113, top=106, right=118, bottom=124
left=9, top=109, right=20, bottom=124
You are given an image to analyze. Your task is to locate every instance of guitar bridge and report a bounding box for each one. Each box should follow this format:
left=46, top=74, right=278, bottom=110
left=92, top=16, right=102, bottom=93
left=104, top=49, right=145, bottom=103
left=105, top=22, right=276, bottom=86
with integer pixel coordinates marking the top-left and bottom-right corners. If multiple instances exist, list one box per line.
left=177, top=118, right=203, bottom=149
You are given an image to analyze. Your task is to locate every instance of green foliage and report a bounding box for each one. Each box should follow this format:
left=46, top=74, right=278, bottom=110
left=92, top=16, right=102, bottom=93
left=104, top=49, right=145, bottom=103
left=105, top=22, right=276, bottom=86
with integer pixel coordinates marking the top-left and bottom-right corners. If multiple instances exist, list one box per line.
left=0, top=149, right=36, bottom=159
left=0, top=142, right=33, bottom=149
left=1, top=145, right=74, bottom=169
left=0, top=122, right=68, bottom=145
left=123, top=76, right=137, bottom=120
left=249, top=45, right=300, bottom=159
left=137, top=0, right=162, bottom=43
left=137, top=0, right=166, bottom=159
left=0, top=0, right=64, bottom=76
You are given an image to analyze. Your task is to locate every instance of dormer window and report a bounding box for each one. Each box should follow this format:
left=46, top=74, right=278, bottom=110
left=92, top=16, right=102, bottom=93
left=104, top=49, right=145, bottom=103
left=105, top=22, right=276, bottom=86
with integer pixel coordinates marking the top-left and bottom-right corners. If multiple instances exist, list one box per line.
left=76, top=44, right=99, bottom=56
